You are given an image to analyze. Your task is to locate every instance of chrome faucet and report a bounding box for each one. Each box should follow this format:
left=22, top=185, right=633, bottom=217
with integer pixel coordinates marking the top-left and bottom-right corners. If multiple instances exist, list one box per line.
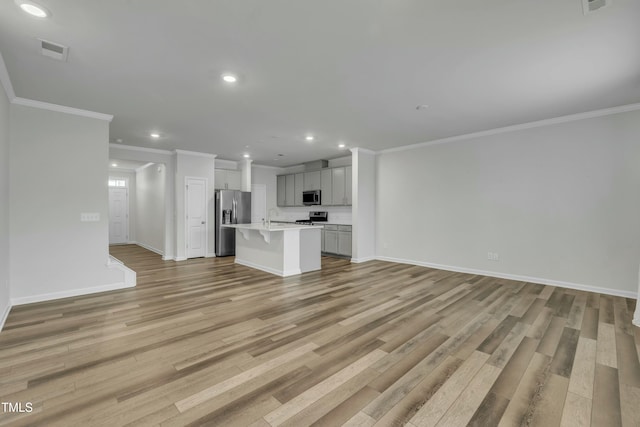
left=267, top=208, right=278, bottom=228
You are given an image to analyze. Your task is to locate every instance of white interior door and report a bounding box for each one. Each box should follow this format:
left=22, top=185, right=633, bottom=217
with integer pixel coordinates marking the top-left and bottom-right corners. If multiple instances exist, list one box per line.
left=109, top=187, right=129, bottom=244
left=186, top=177, right=207, bottom=258
left=251, top=184, right=266, bottom=224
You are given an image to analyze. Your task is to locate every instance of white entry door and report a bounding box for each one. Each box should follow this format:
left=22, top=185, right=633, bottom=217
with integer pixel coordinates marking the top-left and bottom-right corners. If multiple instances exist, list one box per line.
left=186, top=177, right=207, bottom=258
left=109, top=187, right=129, bottom=244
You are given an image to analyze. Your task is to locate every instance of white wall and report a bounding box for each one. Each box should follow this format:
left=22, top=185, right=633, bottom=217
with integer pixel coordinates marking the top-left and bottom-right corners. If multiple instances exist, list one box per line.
left=175, top=151, right=216, bottom=259
left=108, top=169, right=136, bottom=243
left=136, top=163, right=165, bottom=254
left=10, top=104, right=124, bottom=303
left=376, top=109, right=640, bottom=296
left=252, top=165, right=279, bottom=215
left=109, top=145, right=175, bottom=260
left=352, top=148, right=376, bottom=262
left=0, top=75, right=10, bottom=327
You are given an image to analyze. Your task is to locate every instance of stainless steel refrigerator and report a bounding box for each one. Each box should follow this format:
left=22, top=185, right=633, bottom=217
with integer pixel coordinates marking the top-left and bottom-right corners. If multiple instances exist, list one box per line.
left=215, top=190, right=251, bottom=256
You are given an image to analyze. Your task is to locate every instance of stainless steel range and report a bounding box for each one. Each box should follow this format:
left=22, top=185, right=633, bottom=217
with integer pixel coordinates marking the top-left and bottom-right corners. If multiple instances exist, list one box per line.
left=295, top=211, right=328, bottom=225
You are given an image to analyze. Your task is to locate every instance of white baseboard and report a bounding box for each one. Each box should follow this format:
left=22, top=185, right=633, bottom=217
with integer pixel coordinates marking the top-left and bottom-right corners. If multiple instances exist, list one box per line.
left=11, top=281, right=135, bottom=306
left=0, top=302, right=11, bottom=332
left=174, top=257, right=187, bottom=262
left=134, top=241, right=164, bottom=256
left=351, top=256, right=376, bottom=264
left=206, top=252, right=216, bottom=258
left=235, top=258, right=301, bottom=277
left=376, top=256, right=638, bottom=299
left=108, top=256, right=136, bottom=287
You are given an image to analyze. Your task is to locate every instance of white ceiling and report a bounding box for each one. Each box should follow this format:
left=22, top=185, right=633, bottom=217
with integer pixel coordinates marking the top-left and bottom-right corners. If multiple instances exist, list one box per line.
left=1, top=1, right=639, bottom=166
left=109, top=159, right=149, bottom=171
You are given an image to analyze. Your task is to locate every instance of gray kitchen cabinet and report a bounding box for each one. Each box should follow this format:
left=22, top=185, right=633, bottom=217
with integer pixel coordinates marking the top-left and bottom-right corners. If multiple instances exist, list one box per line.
left=285, top=174, right=295, bottom=207
left=345, top=166, right=352, bottom=205
left=278, top=165, right=351, bottom=207
left=304, top=171, right=321, bottom=191
left=215, top=169, right=241, bottom=190
left=321, top=224, right=351, bottom=257
left=294, top=173, right=304, bottom=206
left=277, top=175, right=286, bottom=206
left=331, top=167, right=346, bottom=205
left=324, top=226, right=338, bottom=254
left=337, top=225, right=352, bottom=256
left=321, top=169, right=332, bottom=206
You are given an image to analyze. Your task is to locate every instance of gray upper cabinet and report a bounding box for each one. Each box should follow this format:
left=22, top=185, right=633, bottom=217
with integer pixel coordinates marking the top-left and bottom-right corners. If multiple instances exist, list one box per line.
left=304, top=171, right=321, bottom=191
left=345, top=166, right=352, bottom=205
left=277, top=166, right=351, bottom=207
left=277, top=175, right=287, bottom=206
left=294, top=173, right=304, bottom=206
left=321, top=169, right=332, bottom=205
left=331, top=167, right=346, bottom=205
left=276, top=173, right=305, bottom=207
left=285, top=174, right=295, bottom=206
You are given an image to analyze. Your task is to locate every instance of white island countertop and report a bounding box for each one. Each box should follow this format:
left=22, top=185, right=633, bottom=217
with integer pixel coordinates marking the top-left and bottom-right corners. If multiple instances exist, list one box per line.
left=222, top=223, right=324, bottom=231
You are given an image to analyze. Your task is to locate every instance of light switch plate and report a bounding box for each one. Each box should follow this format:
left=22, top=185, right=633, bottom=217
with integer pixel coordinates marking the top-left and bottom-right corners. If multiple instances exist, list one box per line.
left=80, top=212, right=100, bottom=222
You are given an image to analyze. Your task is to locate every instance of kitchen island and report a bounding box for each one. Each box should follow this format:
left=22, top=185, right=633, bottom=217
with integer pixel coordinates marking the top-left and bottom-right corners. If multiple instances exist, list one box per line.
left=221, top=223, right=323, bottom=277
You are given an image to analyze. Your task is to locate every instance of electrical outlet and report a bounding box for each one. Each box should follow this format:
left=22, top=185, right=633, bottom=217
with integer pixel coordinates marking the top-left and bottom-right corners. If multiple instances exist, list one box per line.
left=487, top=252, right=500, bottom=261
left=80, top=212, right=100, bottom=222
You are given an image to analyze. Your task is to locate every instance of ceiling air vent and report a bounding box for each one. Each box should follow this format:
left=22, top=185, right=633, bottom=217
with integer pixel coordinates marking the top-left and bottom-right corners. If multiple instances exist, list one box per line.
left=583, top=0, right=610, bottom=14
left=39, top=39, right=69, bottom=61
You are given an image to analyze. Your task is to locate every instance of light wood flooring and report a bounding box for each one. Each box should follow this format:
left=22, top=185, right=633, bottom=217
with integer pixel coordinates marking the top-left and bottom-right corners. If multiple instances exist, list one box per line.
left=1, top=244, right=639, bottom=426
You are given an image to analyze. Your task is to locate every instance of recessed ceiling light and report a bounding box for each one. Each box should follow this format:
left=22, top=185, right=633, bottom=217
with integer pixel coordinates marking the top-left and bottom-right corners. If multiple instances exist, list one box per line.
left=243, top=154, right=250, bottom=158
left=116, top=138, right=123, bottom=143
left=305, top=135, right=314, bottom=141
left=15, top=1, right=49, bottom=18
left=111, top=163, right=118, bottom=167
left=222, top=74, right=237, bottom=83
left=150, top=133, right=160, bottom=139
left=338, top=143, right=346, bottom=149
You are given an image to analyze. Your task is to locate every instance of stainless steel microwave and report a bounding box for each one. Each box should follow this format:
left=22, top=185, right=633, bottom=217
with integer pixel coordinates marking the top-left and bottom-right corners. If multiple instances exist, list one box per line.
left=302, top=190, right=321, bottom=206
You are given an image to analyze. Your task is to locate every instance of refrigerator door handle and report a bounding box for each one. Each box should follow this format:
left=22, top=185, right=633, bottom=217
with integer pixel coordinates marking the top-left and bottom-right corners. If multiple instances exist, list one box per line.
left=232, top=198, right=237, bottom=223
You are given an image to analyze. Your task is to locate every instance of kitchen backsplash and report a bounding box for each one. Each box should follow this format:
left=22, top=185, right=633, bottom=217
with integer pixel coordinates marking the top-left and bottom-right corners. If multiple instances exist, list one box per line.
left=271, top=206, right=352, bottom=224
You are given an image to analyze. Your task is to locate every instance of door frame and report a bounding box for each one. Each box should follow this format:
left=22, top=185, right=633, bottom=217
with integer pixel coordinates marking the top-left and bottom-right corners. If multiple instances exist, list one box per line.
left=108, top=177, right=130, bottom=245
left=184, top=176, right=208, bottom=258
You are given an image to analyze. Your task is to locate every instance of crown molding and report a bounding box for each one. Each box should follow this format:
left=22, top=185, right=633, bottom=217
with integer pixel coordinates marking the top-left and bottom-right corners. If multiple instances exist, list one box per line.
left=0, top=52, right=15, bottom=101
left=379, top=102, right=640, bottom=154
left=174, top=149, right=217, bottom=159
left=109, top=143, right=173, bottom=155
left=12, top=97, right=114, bottom=122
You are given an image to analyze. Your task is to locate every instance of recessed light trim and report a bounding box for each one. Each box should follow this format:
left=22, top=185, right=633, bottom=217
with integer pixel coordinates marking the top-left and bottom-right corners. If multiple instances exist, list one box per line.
left=222, top=73, right=238, bottom=83
left=15, top=1, right=49, bottom=18
left=150, top=133, right=160, bottom=139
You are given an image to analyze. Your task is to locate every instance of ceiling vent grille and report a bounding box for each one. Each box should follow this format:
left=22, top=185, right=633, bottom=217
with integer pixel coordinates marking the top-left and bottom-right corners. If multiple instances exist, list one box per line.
left=39, top=39, right=69, bottom=62
left=583, top=0, right=610, bottom=14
